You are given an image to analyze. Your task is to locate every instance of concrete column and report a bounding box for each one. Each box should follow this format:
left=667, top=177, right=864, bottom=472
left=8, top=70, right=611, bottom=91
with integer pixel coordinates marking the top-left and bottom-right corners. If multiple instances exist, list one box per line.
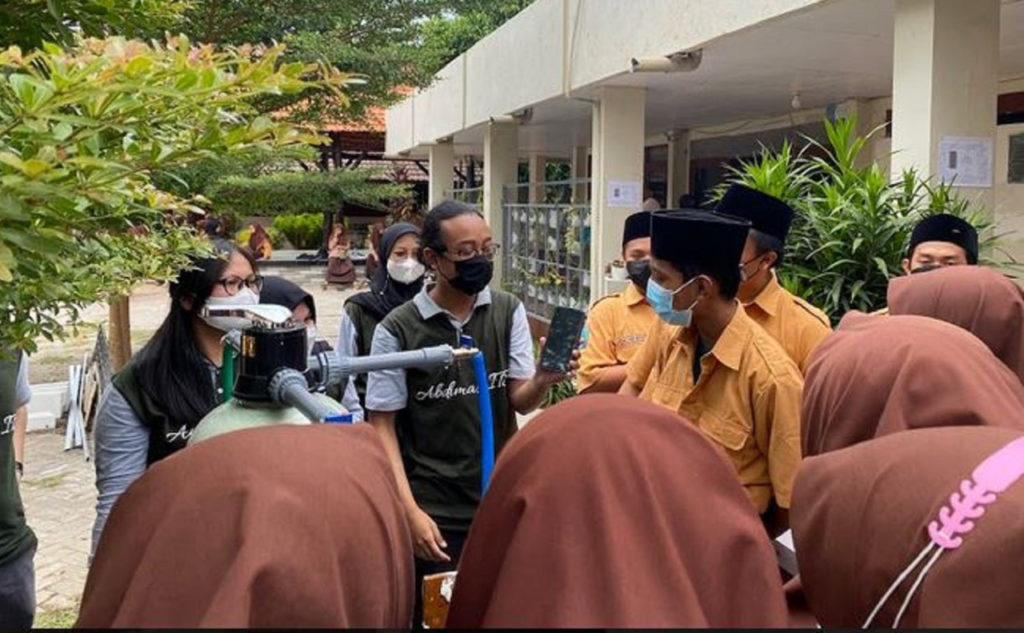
left=428, top=141, right=455, bottom=208
left=527, top=154, right=547, bottom=204
left=571, top=146, right=589, bottom=204
left=589, top=86, right=646, bottom=304
left=483, top=121, right=518, bottom=286
left=666, top=129, right=691, bottom=207
left=890, top=0, right=999, bottom=216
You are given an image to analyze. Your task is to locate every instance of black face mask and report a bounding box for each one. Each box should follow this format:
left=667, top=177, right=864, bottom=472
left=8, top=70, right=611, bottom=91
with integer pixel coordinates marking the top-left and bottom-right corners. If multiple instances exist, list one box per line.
left=625, top=259, right=651, bottom=290
left=446, top=255, right=494, bottom=296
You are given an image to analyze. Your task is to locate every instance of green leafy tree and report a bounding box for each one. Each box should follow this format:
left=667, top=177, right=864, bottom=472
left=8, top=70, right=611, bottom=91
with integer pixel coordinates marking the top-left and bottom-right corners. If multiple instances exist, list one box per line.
left=0, top=0, right=189, bottom=50
left=209, top=170, right=405, bottom=217
left=0, top=36, right=351, bottom=352
left=209, top=169, right=407, bottom=251
left=171, top=0, right=536, bottom=123
left=153, top=145, right=319, bottom=200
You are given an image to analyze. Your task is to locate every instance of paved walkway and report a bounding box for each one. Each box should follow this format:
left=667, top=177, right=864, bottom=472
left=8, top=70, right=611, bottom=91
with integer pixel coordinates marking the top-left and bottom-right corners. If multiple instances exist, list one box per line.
left=21, top=431, right=94, bottom=613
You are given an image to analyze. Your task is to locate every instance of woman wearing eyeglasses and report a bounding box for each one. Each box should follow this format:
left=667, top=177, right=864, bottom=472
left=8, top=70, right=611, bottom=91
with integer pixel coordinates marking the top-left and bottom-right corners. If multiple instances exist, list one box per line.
left=90, top=243, right=263, bottom=557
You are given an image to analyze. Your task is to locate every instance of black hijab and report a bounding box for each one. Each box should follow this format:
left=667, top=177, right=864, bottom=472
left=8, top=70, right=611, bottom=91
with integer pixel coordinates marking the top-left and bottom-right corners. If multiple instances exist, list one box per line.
left=346, top=223, right=422, bottom=320
left=260, top=276, right=316, bottom=322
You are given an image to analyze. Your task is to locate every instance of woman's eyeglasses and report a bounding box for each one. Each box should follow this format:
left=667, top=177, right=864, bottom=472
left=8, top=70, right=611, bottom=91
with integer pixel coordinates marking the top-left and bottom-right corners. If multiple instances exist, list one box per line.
left=217, top=275, right=264, bottom=296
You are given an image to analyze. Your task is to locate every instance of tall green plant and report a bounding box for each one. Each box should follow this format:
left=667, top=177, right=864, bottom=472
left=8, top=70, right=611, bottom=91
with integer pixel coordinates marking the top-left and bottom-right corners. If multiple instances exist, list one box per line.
left=725, top=116, right=1014, bottom=320
left=717, top=139, right=812, bottom=205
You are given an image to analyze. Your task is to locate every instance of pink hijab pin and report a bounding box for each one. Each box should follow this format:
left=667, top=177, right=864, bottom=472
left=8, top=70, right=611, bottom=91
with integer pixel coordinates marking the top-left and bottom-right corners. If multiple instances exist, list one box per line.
left=863, top=437, right=1024, bottom=628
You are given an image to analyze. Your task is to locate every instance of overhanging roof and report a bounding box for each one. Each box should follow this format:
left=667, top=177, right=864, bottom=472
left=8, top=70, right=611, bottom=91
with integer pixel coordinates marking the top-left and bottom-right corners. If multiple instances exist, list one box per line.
left=386, top=0, right=1024, bottom=159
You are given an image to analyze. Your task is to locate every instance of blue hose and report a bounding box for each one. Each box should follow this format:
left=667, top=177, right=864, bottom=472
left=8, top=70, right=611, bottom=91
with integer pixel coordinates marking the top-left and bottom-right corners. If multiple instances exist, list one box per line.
left=471, top=350, right=495, bottom=495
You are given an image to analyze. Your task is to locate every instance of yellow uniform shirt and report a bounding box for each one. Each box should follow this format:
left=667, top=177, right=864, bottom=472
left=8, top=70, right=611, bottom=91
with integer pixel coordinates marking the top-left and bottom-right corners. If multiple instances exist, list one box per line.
left=625, top=305, right=804, bottom=512
left=744, top=274, right=831, bottom=374
left=578, top=283, right=658, bottom=393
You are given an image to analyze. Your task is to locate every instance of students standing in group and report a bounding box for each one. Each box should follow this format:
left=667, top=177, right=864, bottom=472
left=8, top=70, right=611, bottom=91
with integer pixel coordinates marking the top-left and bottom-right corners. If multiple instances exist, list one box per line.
left=0, top=352, right=34, bottom=629
left=716, top=184, right=831, bottom=372
left=365, top=200, right=572, bottom=625
left=578, top=211, right=657, bottom=393
left=92, top=244, right=261, bottom=555
left=340, top=223, right=425, bottom=407
left=619, top=210, right=803, bottom=532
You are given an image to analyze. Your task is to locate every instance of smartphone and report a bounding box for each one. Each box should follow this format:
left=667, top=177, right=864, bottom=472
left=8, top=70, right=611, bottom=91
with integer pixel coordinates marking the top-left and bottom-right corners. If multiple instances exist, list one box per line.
left=540, top=307, right=587, bottom=373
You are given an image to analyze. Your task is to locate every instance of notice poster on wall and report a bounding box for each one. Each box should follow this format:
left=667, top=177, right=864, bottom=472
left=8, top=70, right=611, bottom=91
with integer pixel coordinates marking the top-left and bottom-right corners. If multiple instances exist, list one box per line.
left=607, top=181, right=641, bottom=208
left=938, top=136, right=993, bottom=188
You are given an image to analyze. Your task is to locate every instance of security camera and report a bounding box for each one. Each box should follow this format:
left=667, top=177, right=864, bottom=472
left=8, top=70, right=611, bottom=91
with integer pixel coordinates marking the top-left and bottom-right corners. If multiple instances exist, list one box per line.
left=630, top=50, right=703, bottom=73
left=489, top=108, right=533, bottom=125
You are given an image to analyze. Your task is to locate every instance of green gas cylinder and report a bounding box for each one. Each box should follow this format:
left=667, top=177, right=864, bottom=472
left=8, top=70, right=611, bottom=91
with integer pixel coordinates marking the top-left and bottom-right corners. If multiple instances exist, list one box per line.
left=189, top=393, right=347, bottom=446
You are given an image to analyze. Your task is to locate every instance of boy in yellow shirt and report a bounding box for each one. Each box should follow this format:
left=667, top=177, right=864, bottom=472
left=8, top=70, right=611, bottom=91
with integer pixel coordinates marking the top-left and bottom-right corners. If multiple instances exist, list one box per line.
left=717, top=184, right=831, bottom=373
left=620, top=209, right=803, bottom=531
left=578, top=211, right=658, bottom=393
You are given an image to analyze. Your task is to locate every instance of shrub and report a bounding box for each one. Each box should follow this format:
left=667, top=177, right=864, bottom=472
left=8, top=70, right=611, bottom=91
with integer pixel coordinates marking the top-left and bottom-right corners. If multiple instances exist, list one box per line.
left=723, top=117, right=1016, bottom=320
left=272, top=213, right=323, bottom=250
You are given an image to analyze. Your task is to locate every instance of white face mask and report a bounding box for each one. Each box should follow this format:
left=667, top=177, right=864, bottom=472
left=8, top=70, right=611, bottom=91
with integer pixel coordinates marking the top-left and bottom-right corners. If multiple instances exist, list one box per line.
left=200, top=287, right=259, bottom=332
left=387, top=257, right=426, bottom=285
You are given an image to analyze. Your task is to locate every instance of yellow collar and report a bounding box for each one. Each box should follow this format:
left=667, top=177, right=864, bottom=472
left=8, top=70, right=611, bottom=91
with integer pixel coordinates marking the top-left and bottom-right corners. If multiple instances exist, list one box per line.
left=702, top=303, right=753, bottom=372
left=623, top=282, right=646, bottom=307
left=745, top=272, right=783, bottom=317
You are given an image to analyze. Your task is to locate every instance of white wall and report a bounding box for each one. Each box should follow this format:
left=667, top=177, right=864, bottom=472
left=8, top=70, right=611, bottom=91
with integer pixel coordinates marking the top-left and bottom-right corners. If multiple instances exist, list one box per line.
left=860, top=96, right=893, bottom=175
left=384, top=0, right=823, bottom=155
left=413, top=57, right=466, bottom=146
left=384, top=98, right=415, bottom=155
left=464, top=0, right=564, bottom=126
left=566, top=0, right=820, bottom=90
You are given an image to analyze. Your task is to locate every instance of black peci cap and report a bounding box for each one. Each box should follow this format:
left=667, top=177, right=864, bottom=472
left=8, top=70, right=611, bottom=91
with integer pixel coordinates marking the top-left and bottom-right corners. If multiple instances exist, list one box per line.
left=715, top=183, right=794, bottom=243
left=651, top=209, right=751, bottom=271
left=622, top=210, right=652, bottom=247
left=908, top=214, right=979, bottom=264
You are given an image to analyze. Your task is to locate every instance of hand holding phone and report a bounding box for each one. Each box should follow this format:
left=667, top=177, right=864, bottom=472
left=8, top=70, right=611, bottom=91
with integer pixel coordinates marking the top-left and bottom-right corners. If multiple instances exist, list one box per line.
left=539, top=307, right=587, bottom=374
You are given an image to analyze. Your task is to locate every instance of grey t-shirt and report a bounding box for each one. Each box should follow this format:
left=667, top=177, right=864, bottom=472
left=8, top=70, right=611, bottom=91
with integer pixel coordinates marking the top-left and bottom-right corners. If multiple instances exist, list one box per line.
left=91, top=384, right=148, bottom=558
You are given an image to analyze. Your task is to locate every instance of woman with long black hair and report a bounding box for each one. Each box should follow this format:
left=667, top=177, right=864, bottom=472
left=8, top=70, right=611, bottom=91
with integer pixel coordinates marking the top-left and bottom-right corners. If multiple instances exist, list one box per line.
left=91, top=244, right=261, bottom=555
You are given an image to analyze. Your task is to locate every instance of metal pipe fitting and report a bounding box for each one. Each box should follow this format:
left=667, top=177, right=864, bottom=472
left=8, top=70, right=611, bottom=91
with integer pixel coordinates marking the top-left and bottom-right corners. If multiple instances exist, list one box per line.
left=268, top=368, right=337, bottom=423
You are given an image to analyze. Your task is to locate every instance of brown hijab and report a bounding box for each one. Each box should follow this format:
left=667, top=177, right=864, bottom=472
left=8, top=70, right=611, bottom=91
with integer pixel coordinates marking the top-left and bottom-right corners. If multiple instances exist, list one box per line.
left=446, top=394, right=787, bottom=628
left=77, top=425, right=414, bottom=628
left=801, top=311, right=1024, bottom=457
left=792, top=426, right=1024, bottom=628
left=888, top=265, right=1024, bottom=382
